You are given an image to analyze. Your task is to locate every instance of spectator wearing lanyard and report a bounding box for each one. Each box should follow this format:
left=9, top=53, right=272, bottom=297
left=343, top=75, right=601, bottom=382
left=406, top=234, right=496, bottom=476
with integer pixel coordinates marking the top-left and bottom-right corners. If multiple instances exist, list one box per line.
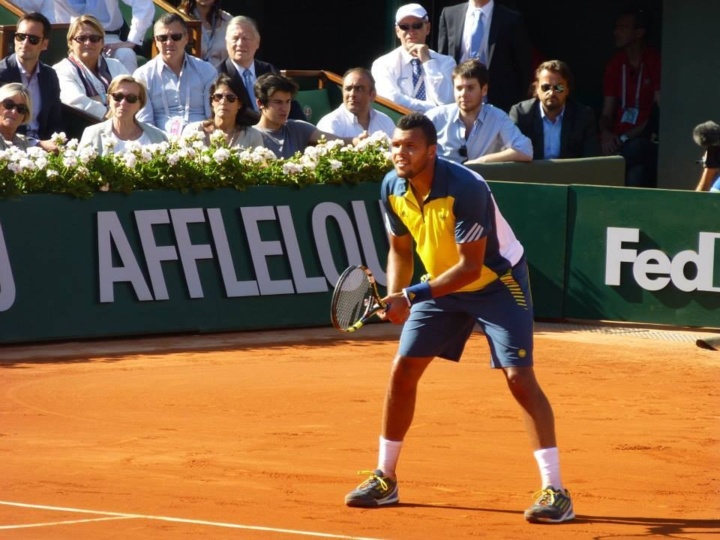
left=599, top=9, right=661, bottom=187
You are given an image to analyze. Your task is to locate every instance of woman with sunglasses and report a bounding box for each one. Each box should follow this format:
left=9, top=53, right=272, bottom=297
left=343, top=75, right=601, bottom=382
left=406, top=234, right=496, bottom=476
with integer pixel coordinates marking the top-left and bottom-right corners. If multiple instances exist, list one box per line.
left=178, top=0, right=232, bottom=68
left=53, top=15, right=130, bottom=120
left=0, top=83, right=32, bottom=151
left=79, top=75, right=167, bottom=155
left=181, top=73, right=263, bottom=149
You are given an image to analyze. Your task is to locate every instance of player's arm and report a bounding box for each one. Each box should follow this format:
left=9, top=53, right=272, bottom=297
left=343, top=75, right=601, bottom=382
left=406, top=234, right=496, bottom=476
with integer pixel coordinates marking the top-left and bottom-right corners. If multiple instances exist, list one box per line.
left=425, top=237, right=487, bottom=297
left=381, top=232, right=414, bottom=324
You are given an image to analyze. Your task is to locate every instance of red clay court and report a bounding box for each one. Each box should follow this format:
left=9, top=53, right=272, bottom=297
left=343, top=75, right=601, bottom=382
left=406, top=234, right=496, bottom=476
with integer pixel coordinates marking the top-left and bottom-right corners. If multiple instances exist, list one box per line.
left=1, top=323, right=718, bottom=539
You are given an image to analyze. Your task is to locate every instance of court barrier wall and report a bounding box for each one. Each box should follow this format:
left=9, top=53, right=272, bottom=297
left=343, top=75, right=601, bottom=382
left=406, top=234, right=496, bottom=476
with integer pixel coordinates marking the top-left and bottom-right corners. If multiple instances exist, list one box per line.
left=0, top=183, right=717, bottom=344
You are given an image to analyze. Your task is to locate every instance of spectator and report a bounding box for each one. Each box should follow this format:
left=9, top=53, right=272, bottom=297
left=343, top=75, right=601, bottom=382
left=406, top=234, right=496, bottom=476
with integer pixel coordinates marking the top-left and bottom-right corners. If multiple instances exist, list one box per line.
left=219, top=16, right=304, bottom=121
left=509, top=60, right=600, bottom=160
left=599, top=9, right=661, bottom=187
left=12, top=1, right=56, bottom=22
left=316, top=68, right=396, bottom=139
left=693, top=120, right=720, bottom=192
left=53, top=15, right=130, bottom=121
left=178, top=0, right=232, bottom=68
left=437, top=0, right=532, bottom=112
left=254, top=73, right=349, bottom=159
left=426, top=59, right=532, bottom=164
left=371, top=3, right=456, bottom=113
left=133, top=14, right=217, bottom=136
left=79, top=74, right=166, bottom=154
left=0, top=83, right=32, bottom=151
left=0, top=12, right=62, bottom=152
left=54, top=0, right=154, bottom=73
left=182, top=73, right=263, bottom=149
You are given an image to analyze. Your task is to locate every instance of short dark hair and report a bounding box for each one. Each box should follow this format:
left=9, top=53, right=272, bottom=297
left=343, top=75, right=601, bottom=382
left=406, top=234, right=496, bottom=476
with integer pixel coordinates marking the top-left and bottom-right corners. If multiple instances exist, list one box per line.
left=534, top=59, right=575, bottom=94
left=396, top=112, right=437, bottom=146
left=342, top=67, right=376, bottom=91
left=452, top=59, right=489, bottom=88
left=18, top=12, right=51, bottom=38
left=155, top=13, right=188, bottom=33
left=254, top=73, right=298, bottom=106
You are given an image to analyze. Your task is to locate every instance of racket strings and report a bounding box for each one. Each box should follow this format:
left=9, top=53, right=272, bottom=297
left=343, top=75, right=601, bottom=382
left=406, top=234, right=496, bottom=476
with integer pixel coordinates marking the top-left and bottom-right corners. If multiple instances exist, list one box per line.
left=333, top=269, right=374, bottom=330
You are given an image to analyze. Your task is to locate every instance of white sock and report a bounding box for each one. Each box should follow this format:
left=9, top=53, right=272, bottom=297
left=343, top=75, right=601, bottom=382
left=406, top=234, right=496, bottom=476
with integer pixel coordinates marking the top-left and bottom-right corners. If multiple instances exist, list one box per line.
left=377, top=436, right=403, bottom=478
left=533, top=447, right=563, bottom=490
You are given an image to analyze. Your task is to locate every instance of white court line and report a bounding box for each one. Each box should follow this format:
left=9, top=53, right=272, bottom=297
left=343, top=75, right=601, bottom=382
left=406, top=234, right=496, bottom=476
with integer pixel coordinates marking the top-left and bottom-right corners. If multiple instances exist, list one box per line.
left=0, top=516, right=134, bottom=530
left=0, top=501, right=383, bottom=540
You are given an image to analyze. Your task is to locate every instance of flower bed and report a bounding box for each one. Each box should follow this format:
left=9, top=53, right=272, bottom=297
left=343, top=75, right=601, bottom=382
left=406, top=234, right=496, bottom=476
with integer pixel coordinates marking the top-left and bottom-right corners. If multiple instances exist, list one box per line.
left=0, top=131, right=393, bottom=199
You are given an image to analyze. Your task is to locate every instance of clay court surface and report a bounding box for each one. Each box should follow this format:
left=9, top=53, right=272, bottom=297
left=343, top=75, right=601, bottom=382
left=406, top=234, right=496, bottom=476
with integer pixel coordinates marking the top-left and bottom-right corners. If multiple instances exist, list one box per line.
left=1, top=323, right=718, bottom=539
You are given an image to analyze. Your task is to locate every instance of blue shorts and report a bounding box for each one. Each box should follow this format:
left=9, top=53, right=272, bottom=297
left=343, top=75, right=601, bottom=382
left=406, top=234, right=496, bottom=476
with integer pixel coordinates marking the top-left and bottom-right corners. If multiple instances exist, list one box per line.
left=398, top=257, right=534, bottom=368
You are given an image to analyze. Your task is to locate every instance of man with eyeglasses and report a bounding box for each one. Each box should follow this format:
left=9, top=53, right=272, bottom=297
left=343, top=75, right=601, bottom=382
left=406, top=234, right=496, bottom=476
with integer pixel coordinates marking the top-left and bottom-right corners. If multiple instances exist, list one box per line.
left=509, top=60, right=600, bottom=160
left=218, top=16, right=304, bottom=122
left=0, top=12, right=62, bottom=152
left=316, top=68, right=395, bottom=139
left=53, top=0, right=154, bottom=73
left=133, top=13, right=217, bottom=136
left=425, top=59, right=531, bottom=164
left=371, top=3, right=455, bottom=113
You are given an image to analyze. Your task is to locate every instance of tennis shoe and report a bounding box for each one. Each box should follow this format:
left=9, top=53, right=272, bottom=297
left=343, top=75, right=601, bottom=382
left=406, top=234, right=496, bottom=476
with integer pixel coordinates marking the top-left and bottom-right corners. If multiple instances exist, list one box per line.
left=345, top=469, right=399, bottom=507
left=524, top=485, right=575, bottom=523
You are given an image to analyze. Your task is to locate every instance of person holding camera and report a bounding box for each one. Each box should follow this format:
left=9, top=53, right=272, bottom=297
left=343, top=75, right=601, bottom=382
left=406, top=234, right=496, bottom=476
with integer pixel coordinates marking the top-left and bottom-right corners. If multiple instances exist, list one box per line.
left=693, top=120, right=720, bottom=192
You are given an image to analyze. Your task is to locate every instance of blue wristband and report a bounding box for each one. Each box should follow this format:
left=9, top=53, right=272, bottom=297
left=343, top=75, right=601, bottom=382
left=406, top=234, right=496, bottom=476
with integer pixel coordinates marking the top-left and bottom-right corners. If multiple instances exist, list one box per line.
left=403, top=282, right=432, bottom=306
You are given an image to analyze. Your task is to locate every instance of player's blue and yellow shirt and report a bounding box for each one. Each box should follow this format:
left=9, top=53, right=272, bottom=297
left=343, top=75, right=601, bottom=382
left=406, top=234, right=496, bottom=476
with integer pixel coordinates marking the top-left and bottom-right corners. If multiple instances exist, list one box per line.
left=380, top=158, right=524, bottom=292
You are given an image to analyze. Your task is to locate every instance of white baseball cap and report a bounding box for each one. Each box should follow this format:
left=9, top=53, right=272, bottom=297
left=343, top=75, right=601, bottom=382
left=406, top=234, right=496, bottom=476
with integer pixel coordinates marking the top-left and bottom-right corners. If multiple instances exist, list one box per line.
left=395, top=3, right=428, bottom=24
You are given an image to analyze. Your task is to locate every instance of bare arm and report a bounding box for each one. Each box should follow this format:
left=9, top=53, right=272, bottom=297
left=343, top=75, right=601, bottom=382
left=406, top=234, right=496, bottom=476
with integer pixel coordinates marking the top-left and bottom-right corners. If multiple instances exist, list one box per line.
left=467, top=148, right=531, bottom=164
left=381, top=232, right=415, bottom=324
left=696, top=165, right=720, bottom=192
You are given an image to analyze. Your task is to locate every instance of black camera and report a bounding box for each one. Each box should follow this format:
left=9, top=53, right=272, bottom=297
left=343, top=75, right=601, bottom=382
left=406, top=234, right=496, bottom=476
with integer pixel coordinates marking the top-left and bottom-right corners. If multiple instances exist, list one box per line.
left=693, top=121, right=720, bottom=168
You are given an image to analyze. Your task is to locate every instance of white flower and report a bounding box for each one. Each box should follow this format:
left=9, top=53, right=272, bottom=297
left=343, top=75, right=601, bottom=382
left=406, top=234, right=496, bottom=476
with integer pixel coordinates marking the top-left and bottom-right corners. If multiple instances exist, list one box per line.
left=122, top=152, right=137, bottom=168
left=282, top=162, right=304, bottom=175
left=66, top=138, right=79, bottom=150
left=209, top=130, right=226, bottom=145
left=51, top=132, right=68, bottom=145
left=63, top=154, right=78, bottom=168
left=167, top=152, right=181, bottom=165
left=192, top=139, right=205, bottom=151
left=47, top=169, right=59, bottom=178
left=329, top=159, right=342, bottom=170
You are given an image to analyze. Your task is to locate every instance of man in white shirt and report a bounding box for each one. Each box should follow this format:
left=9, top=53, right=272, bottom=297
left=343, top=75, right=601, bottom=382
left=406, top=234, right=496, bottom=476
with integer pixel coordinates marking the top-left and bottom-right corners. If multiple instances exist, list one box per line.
left=54, top=0, right=154, bottom=72
left=317, top=68, right=395, bottom=139
left=133, top=14, right=217, bottom=135
left=371, top=3, right=456, bottom=113
left=13, top=0, right=56, bottom=22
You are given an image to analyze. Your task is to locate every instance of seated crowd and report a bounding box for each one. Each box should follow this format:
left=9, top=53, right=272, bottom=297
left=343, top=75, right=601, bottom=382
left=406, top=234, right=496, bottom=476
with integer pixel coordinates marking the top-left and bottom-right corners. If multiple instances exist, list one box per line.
left=0, top=2, right=661, bottom=186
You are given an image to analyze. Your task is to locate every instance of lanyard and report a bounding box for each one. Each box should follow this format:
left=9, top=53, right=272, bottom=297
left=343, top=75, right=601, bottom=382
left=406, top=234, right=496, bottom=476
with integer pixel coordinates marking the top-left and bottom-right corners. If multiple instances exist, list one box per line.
left=157, top=56, right=193, bottom=124
left=621, top=63, right=643, bottom=110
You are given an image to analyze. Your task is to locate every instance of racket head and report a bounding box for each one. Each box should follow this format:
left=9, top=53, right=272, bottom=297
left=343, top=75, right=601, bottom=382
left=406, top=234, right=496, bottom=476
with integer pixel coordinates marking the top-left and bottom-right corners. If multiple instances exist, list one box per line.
left=331, top=265, right=385, bottom=332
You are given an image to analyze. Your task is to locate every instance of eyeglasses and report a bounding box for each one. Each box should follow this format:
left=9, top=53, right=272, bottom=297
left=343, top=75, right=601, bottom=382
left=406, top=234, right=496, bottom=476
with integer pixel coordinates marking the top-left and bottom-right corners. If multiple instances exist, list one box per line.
left=397, top=22, right=425, bottom=31
left=459, top=145, right=468, bottom=163
left=1, top=99, right=29, bottom=115
left=212, top=93, right=238, bottom=103
left=155, top=33, right=184, bottom=43
left=110, top=92, right=140, bottom=104
left=73, top=34, right=103, bottom=44
left=540, top=83, right=566, bottom=94
left=14, top=33, right=42, bottom=45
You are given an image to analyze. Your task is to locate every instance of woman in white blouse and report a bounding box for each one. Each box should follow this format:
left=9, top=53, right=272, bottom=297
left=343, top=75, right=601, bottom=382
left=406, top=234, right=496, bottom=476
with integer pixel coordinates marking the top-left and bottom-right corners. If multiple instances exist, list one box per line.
left=80, top=75, right=167, bottom=155
left=53, top=15, right=130, bottom=120
left=178, top=0, right=232, bottom=68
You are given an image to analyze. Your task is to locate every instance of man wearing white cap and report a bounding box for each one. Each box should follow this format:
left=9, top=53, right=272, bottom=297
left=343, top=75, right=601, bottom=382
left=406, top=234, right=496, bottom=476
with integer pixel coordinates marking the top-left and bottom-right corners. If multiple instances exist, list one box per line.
left=371, top=3, right=456, bottom=113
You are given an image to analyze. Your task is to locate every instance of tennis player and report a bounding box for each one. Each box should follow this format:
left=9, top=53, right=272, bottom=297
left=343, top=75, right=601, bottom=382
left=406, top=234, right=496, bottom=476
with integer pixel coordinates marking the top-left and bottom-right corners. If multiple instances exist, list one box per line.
left=344, top=113, right=574, bottom=523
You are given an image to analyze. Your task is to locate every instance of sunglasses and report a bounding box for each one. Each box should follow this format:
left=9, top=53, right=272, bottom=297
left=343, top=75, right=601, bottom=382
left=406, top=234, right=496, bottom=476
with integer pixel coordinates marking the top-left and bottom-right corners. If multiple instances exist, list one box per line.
left=397, top=22, right=425, bottom=31
left=540, top=83, right=566, bottom=94
left=73, top=34, right=103, bottom=44
left=459, top=145, right=468, bottom=163
left=1, top=99, right=29, bottom=115
left=212, top=93, right=238, bottom=103
left=14, top=32, right=42, bottom=45
left=155, top=33, right=184, bottom=43
left=110, top=92, right=140, bottom=104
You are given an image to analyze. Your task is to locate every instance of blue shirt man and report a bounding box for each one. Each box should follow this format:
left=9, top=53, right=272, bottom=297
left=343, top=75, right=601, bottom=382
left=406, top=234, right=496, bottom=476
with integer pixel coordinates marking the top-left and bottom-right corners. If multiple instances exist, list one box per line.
left=425, top=59, right=532, bottom=164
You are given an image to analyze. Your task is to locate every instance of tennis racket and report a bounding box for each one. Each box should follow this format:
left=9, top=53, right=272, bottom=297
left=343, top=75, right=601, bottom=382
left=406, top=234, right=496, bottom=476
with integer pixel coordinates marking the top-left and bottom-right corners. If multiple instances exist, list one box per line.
left=331, top=265, right=387, bottom=333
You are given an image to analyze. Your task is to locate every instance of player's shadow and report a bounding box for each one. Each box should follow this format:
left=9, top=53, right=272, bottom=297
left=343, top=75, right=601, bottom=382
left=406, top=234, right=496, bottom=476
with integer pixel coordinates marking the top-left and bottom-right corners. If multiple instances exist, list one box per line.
left=399, top=504, right=719, bottom=535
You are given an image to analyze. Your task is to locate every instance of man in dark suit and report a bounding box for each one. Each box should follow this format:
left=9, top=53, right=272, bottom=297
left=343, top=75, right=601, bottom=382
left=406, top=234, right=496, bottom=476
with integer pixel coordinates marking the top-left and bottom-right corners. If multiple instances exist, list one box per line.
left=437, top=0, right=532, bottom=112
left=0, top=12, right=63, bottom=151
left=219, top=15, right=304, bottom=123
left=509, top=60, right=600, bottom=160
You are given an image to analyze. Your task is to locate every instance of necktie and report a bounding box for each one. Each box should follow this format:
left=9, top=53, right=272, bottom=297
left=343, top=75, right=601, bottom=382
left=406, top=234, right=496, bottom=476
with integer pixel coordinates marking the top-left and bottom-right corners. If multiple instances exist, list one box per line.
left=470, top=9, right=485, bottom=64
left=242, top=69, right=257, bottom=110
left=410, top=58, right=426, bottom=101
